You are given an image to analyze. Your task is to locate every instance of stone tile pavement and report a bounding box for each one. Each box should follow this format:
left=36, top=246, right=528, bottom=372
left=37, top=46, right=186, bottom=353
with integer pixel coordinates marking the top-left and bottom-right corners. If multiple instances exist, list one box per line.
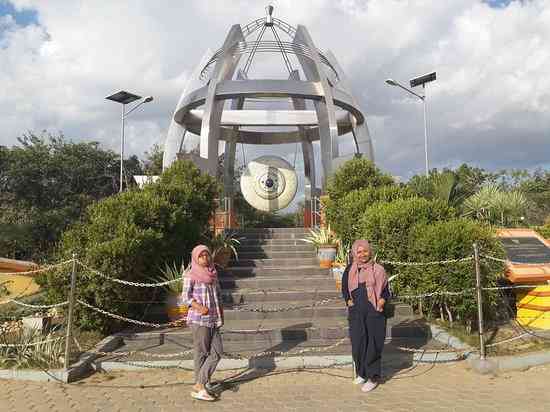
left=1, top=361, right=549, bottom=411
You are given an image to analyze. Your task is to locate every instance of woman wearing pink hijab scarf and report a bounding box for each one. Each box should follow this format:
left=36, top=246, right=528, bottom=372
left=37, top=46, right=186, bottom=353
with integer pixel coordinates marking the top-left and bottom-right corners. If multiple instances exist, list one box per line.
left=182, top=245, right=224, bottom=401
left=341, top=239, right=389, bottom=393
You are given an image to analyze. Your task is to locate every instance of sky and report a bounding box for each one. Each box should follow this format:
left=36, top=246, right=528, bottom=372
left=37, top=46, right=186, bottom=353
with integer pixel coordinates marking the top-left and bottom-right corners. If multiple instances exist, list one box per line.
left=1, top=0, right=549, bottom=195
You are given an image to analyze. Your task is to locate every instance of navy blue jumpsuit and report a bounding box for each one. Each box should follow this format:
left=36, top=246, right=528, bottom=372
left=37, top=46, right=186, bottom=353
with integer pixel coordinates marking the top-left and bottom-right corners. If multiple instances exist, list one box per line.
left=341, top=264, right=389, bottom=381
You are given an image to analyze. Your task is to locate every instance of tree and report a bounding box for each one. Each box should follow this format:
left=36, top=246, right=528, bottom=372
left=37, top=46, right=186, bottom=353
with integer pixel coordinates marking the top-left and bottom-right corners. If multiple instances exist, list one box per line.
left=37, top=159, right=218, bottom=332
left=0, top=132, right=122, bottom=259
left=326, top=157, right=394, bottom=202
left=143, top=144, right=164, bottom=176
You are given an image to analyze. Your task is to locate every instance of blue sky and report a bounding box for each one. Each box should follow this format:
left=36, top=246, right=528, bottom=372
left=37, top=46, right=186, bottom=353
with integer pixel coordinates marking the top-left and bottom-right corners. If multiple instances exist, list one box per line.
left=0, top=1, right=37, bottom=26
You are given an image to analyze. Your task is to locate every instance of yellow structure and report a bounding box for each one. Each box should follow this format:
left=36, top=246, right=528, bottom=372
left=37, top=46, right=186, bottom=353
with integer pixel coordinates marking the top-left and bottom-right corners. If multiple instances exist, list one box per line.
left=0, top=257, right=40, bottom=301
left=497, top=229, right=550, bottom=330
left=516, top=285, right=550, bottom=329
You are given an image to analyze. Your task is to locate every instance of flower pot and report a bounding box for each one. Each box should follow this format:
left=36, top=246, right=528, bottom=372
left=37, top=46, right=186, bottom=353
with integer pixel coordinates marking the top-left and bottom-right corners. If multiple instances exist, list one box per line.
left=166, top=293, right=188, bottom=324
left=318, top=245, right=337, bottom=268
left=332, top=265, right=345, bottom=291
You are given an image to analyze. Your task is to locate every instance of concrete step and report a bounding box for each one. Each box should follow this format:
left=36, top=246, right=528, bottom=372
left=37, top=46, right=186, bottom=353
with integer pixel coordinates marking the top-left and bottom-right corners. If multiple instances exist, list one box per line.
left=229, top=258, right=319, bottom=267
left=220, top=276, right=336, bottom=290
left=233, top=227, right=309, bottom=235
left=235, top=232, right=310, bottom=240
left=222, top=301, right=346, bottom=321
left=238, top=239, right=311, bottom=246
left=105, top=334, right=445, bottom=362
left=237, top=245, right=316, bottom=253
left=222, top=289, right=339, bottom=304
left=137, top=315, right=429, bottom=343
left=236, top=251, right=317, bottom=260
left=223, top=266, right=330, bottom=278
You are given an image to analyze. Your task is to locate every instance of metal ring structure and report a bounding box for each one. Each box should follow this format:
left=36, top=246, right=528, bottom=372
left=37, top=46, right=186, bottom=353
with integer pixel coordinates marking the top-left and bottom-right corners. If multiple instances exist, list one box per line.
left=163, top=9, right=374, bottom=215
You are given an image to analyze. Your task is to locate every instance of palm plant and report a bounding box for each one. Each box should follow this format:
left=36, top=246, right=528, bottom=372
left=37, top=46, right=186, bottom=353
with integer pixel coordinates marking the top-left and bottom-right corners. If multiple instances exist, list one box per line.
left=210, top=231, right=241, bottom=260
left=303, top=225, right=340, bottom=248
left=462, top=184, right=528, bottom=225
left=155, top=262, right=184, bottom=295
left=334, top=241, right=351, bottom=266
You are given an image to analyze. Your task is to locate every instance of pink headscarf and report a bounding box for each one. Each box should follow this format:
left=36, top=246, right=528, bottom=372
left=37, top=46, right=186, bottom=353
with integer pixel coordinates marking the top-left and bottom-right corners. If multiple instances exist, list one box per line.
left=187, top=245, right=218, bottom=284
left=348, top=239, right=388, bottom=309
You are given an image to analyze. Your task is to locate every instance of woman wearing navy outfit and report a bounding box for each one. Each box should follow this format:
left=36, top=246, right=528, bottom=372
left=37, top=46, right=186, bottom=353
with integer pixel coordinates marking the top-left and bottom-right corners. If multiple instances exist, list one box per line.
left=341, top=239, right=389, bottom=392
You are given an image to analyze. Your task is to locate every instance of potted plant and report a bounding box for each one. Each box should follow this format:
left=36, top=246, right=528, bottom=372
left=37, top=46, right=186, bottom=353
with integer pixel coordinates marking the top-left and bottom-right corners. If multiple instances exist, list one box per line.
left=209, top=231, right=241, bottom=269
left=156, top=262, right=188, bottom=323
left=303, top=225, right=340, bottom=268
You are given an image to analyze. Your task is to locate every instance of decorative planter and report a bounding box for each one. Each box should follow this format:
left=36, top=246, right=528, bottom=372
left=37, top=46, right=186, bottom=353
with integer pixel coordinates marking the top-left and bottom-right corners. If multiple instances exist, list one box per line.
left=166, top=294, right=188, bottom=324
left=332, top=265, right=346, bottom=291
left=318, top=245, right=337, bottom=268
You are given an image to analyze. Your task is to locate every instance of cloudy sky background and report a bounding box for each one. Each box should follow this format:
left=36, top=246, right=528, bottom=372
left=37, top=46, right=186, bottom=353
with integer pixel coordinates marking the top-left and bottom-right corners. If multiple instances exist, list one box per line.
left=1, top=0, right=549, bottom=193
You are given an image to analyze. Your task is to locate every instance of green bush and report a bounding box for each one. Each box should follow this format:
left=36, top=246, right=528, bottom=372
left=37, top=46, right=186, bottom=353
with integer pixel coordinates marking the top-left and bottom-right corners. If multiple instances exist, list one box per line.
left=37, top=160, right=218, bottom=333
left=536, top=224, right=550, bottom=239
left=326, top=157, right=394, bottom=202
left=325, top=186, right=415, bottom=244
left=357, top=197, right=456, bottom=262
left=395, top=219, right=506, bottom=325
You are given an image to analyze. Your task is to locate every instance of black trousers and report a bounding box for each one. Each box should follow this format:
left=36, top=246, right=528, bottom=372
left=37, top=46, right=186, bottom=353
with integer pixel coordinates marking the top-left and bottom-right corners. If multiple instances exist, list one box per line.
left=348, top=302, right=386, bottom=380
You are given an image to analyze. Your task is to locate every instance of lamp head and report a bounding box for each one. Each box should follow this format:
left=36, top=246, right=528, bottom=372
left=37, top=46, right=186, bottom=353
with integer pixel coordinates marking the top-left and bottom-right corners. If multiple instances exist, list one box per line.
left=385, top=79, right=398, bottom=86
left=143, top=96, right=154, bottom=103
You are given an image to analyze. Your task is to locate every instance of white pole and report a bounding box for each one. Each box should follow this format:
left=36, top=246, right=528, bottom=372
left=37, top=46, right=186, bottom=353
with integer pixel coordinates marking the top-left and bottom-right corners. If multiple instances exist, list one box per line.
left=119, top=104, right=125, bottom=193
left=423, top=84, right=429, bottom=177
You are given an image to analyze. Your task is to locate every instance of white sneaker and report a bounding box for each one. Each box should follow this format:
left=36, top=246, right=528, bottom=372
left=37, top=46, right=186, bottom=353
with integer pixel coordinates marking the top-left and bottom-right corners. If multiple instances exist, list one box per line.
left=361, top=379, right=378, bottom=392
left=353, top=376, right=366, bottom=385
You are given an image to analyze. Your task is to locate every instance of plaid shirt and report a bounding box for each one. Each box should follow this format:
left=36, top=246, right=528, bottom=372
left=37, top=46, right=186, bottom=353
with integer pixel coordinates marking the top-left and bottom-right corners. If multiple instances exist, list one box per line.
left=182, top=276, right=223, bottom=328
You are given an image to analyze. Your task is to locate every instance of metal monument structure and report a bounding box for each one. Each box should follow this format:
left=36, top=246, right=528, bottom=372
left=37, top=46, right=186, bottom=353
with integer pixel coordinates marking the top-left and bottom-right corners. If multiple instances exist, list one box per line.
left=163, top=6, right=374, bottom=226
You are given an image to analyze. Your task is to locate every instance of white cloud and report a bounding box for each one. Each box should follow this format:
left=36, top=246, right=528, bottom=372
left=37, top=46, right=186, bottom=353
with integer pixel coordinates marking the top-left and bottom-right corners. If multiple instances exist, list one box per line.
left=0, top=0, right=548, bottom=186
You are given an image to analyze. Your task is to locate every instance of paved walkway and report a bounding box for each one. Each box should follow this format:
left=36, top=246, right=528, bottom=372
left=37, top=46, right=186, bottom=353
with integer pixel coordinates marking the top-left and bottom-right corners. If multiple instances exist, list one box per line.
left=1, top=361, right=549, bottom=411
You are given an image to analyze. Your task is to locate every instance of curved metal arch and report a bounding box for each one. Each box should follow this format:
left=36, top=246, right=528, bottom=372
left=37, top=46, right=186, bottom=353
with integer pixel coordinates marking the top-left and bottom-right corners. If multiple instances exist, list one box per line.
left=200, top=41, right=339, bottom=81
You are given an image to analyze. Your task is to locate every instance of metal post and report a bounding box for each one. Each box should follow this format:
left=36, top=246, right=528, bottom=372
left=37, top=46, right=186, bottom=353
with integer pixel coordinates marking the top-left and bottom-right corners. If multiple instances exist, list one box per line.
left=64, top=254, right=78, bottom=370
left=473, top=243, right=486, bottom=360
left=423, top=84, right=429, bottom=177
left=119, top=104, right=126, bottom=193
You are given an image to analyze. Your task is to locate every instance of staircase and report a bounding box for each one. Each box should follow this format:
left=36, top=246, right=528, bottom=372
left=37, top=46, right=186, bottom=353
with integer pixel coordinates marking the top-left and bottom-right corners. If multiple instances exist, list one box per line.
left=216, top=227, right=425, bottom=354
left=112, top=228, right=429, bottom=360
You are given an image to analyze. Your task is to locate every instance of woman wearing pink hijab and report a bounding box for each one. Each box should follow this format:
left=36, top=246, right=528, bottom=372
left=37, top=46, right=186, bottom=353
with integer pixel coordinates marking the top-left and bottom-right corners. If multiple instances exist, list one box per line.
left=341, top=239, right=389, bottom=392
left=182, top=245, right=224, bottom=401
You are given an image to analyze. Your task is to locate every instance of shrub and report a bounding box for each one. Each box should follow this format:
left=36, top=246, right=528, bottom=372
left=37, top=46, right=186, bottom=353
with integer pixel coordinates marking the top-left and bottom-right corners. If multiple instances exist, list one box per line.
left=326, top=157, right=394, bottom=202
left=37, top=160, right=218, bottom=333
left=325, top=185, right=415, bottom=244
left=395, top=219, right=506, bottom=326
left=357, top=197, right=456, bottom=263
left=536, top=224, right=550, bottom=239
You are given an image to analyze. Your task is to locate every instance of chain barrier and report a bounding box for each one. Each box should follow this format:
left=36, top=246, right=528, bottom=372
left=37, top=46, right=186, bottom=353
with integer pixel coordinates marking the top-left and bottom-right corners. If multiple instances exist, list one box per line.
left=481, top=254, right=550, bottom=266
left=85, top=348, right=194, bottom=358
left=76, top=260, right=182, bottom=288
left=482, top=284, right=548, bottom=291
left=391, top=345, right=474, bottom=355
left=2, top=299, right=69, bottom=309
left=0, top=336, right=64, bottom=348
left=76, top=299, right=182, bottom=329
left=485, top=333, right=531, bottom=348
left=232, top=296, right=340, bottom=313
left=379, top=256, right=474, bottom=267
left=394, top=289, right=476, bottom=300
left=0, top=259, right=74, bottom=277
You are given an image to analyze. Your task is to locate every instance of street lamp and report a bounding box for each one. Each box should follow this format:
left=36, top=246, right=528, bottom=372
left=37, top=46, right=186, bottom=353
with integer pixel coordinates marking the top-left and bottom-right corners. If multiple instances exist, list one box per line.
left=385, top=71, right=436, bottom=177
left=106, top=90, right=154, bottom=192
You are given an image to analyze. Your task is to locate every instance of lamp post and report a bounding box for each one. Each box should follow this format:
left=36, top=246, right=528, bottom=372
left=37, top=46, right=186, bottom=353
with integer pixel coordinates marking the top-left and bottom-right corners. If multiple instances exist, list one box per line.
left=106, top=90, right=153, bottom=192
left=385, top=72, right=436, bottom=177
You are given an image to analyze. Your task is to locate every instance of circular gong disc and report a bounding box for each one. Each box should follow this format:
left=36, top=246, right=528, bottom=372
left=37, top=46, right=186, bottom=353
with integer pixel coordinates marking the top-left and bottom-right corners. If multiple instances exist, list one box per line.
left=240, top=156, right=298, bottom=211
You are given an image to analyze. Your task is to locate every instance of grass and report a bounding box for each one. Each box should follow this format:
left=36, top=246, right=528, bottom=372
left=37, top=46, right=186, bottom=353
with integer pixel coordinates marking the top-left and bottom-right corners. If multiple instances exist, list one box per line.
left=433, top=318, right=550, bottom=356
